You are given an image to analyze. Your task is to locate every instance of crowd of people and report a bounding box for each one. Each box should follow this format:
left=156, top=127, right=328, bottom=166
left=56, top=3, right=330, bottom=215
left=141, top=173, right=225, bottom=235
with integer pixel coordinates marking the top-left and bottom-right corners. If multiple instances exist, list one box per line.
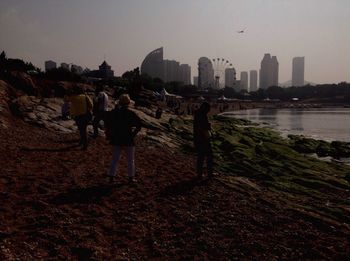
left=64, top=85, right=215, bottom=183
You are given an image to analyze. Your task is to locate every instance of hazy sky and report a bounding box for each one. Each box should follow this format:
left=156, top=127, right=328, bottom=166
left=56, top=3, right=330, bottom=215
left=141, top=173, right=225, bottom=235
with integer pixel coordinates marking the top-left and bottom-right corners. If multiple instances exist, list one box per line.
left=1, top=0, right=349, bottom=84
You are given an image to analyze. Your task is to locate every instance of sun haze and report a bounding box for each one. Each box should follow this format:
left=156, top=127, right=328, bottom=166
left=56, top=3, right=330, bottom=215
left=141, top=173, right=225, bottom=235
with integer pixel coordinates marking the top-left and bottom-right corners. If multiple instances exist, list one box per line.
left=0, top=0, right=349, bottom=84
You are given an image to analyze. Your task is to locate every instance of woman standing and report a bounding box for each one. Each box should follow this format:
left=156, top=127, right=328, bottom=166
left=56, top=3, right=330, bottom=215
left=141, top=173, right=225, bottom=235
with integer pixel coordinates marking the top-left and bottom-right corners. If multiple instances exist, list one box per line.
left=107, top=94, right=142, bottom=183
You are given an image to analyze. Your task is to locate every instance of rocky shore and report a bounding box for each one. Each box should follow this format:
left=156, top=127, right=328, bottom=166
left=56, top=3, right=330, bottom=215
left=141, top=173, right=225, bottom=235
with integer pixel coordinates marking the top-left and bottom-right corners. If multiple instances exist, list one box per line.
left=1, top=75, right=350, bottom=259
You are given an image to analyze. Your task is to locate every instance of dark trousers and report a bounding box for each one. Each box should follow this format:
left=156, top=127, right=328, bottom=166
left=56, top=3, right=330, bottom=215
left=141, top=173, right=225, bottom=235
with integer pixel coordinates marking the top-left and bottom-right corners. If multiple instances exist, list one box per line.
left=75, top=114, right=89, bottom=148
left=93, top=111, right=104, bottom=136
left=196, top=141, right=213, bottom=177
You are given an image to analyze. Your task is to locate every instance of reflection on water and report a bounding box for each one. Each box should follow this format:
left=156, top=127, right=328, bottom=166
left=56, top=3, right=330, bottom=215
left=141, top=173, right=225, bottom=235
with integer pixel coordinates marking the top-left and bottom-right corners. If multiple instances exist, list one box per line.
left=222, top=108, right=350, bottom=142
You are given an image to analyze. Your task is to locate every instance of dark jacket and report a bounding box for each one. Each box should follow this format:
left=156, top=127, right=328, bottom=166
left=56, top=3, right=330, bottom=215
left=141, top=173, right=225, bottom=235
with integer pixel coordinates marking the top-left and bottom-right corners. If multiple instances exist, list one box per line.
left=110, top=106, right=142, bottom=146
left=193, top=111, right=211, bottom=146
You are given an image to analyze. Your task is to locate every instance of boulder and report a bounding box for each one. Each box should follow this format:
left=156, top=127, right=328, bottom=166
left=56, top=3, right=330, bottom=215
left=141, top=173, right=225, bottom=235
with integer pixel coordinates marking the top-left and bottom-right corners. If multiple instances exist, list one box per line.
left=132, top=87, right=158, bottom=107
left=7, top=71, right=38, bottom=95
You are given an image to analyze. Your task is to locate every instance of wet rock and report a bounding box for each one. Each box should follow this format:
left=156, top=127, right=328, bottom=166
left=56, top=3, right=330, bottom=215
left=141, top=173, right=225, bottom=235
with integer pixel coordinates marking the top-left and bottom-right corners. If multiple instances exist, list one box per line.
left=331, top=141, right=350, bottom=158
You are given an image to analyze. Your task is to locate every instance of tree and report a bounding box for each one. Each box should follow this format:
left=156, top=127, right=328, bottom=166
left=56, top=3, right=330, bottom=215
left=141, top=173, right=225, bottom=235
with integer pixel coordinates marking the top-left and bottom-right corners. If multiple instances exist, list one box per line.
left=39, top=67, right=83, bottom=82
left=0, top=51, right=6, bottom=61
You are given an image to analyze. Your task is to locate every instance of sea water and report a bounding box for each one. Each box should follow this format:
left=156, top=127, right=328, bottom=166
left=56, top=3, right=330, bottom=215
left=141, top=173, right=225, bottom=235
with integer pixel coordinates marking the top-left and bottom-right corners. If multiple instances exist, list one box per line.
left=222, top=107, right=350, bottom=142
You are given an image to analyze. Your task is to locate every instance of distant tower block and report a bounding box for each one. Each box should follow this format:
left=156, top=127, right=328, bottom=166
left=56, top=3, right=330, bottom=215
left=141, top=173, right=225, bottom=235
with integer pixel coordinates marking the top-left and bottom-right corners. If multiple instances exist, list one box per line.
left=271, top=56, right=279, bottom=86
left=240, top=71, right=248, bottom=91
left=225, top=67, right=237, bottom=89
left=250, top=70, right=258, bottom=92
left=193, top=76, right=198, bottom=87
left=179, top=64, right=191, bottom=85
left=292, top=57, right=305, bottom=87
left=198, top=57, right=214, bottom=89
left=141, top=47, right=164, bottom=81
left=259, top=53, right=279, bottom=89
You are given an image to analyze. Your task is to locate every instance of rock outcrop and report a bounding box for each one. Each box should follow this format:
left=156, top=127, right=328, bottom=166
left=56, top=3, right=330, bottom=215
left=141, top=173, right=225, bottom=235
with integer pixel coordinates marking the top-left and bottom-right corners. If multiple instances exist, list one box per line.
left=7, top=71, right=38, bottom=96
left=0, top=80, right=12, bottom=128
left=10, top=96, right=76, bottom=132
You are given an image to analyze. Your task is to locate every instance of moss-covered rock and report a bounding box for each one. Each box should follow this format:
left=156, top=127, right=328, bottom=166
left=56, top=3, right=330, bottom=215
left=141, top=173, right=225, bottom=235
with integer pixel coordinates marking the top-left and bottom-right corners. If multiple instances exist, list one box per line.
left=168, top=114, right=350, bottom=229
left=331, top=141, right=350, bottom=158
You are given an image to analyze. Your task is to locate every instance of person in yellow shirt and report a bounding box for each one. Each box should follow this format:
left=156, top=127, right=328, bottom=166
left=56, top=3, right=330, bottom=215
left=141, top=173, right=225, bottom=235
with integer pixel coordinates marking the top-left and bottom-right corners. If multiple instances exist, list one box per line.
left=67, top=85, right=93, bottom=150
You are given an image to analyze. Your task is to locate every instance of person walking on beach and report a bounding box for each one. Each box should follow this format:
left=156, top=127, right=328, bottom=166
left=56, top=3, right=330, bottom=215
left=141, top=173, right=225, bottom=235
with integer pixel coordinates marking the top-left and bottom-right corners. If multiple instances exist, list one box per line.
left=193, top=102, right=213, bottom=178
left=92, top=85, right=109, bottom=138
left=107, top=94, right=142, bottom=183
left=68, top=86, right=93, bottom=150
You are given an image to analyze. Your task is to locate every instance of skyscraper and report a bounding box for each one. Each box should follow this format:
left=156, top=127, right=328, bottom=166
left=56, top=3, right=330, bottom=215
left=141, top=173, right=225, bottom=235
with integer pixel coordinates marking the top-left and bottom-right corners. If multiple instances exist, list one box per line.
left=163, top=60, right=180, bottom=82
left=240, top=71, right=248, bottom=91
left=179, top=64, right=191, bottom=85
left=193, top=76, right=198, bottom=87
left=259, top=54, right=279, bottom=89
left=292, top=57, right=305, bottom=87
left=225, top=68, right=236, bottom=88
left=141, top=47, right=164, bottom=80
left=271, top=56, right=279, bottom=86
left=198, top=57, right=214, bottom=89
left=250, top=70, right=258, bottom=92
left=141, top=47, right=189, bottom=83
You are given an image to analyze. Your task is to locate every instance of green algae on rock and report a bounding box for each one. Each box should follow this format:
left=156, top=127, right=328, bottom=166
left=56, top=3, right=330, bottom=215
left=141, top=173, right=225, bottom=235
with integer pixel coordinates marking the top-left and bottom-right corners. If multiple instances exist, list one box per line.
left=169, top=115, right=350, bottom=232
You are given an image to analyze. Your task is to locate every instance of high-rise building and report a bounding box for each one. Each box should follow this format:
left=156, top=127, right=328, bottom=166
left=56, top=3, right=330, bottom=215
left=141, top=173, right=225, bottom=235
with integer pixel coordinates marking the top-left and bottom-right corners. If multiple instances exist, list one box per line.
left=141, top=47, right=164, bottom=80
left=141, top=47, right=189, bottom=83
left=45, top=60, right=57, bottom=71
left=163, top=60, right=180, bottom=82
left=179, top=64, right=191, bottom=85
left=259, top=54, right=271, bottom=90
left=259, top=53, right=279, bottom=89
left=225, top=68, right=236, bottom=89
left=271, top=56, right=279, bottom=87
left=198, top=57, right=214, bottom=89
left=292, top=57, right=305, bottom=87
left=250, top=70, right=258, bottom=92
left=193, top=76, right=198, bottom=87
left=240, top=71, right=248, bottom=91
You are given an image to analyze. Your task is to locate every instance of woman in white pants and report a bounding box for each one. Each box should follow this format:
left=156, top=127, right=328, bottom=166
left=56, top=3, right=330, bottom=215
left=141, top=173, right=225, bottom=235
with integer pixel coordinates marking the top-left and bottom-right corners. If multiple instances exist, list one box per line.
left=107, top=94, right=142, bottom=183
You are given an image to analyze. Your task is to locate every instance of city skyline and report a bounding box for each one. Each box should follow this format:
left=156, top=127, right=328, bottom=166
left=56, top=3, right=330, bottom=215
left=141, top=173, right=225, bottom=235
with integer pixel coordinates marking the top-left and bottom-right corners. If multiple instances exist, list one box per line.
left=0, top=0, right=349, bottom=84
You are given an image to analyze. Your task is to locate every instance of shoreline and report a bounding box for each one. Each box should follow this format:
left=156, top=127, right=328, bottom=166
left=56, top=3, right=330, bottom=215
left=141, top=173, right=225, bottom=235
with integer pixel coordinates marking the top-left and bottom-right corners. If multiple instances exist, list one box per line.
left=219, top=107, right=350, bottom=144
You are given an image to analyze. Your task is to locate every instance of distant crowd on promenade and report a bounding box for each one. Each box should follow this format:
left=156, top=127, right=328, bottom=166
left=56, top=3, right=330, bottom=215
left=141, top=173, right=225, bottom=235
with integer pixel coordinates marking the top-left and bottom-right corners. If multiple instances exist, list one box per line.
left=163, top=98, right=242, bottom=116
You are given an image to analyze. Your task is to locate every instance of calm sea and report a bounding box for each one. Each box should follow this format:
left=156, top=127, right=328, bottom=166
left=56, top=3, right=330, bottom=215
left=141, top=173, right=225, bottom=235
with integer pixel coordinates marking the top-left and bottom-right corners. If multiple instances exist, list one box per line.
left=222, top=108, right=350, bottom=142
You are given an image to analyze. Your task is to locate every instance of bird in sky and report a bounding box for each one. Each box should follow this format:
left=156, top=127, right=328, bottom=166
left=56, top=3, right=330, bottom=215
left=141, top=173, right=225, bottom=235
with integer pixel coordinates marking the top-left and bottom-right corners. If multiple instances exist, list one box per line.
left=237, top=29, right=246, bottom=33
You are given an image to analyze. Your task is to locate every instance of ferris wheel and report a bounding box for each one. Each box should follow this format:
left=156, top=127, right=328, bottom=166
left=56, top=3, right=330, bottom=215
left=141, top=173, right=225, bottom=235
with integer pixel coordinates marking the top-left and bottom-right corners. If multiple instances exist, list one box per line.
left=212, top=58, right=234, bottom=89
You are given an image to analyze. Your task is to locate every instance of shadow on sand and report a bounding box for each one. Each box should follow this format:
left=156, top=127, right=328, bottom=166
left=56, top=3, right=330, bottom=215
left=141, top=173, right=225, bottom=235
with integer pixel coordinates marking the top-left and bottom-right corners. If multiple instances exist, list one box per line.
left=50, top=184, right=118, bottom=205
left=160, top=178, right=209, bottom=197
left=21, top=144, right=81, bottom=152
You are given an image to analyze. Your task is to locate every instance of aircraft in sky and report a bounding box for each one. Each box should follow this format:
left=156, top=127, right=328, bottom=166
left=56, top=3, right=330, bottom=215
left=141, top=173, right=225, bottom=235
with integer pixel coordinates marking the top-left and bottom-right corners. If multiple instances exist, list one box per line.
left=237, top=29, right=246, bottom=33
